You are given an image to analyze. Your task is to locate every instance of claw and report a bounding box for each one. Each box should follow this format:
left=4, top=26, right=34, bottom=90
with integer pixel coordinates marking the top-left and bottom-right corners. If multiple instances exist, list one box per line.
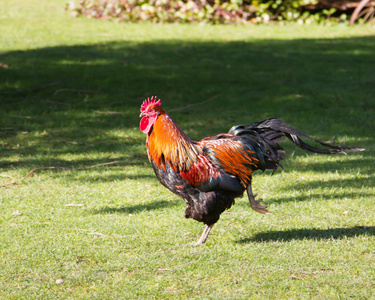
left=247, top=182, right=272, bottom=214
left=249, top=196, right=272, bottom=214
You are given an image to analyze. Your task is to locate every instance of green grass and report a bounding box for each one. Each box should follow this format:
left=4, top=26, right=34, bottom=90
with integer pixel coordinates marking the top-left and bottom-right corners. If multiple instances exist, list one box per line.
left=1, top=0, right=375, bottom=298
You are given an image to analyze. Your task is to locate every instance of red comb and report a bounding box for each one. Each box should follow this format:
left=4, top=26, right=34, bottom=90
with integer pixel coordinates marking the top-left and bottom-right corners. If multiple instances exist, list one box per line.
left=141, top=96, right=162, bottom=113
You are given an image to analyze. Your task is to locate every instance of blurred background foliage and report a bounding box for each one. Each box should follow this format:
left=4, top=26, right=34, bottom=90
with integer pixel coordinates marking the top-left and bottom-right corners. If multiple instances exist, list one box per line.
left=66, top=0, right=374, bottom=24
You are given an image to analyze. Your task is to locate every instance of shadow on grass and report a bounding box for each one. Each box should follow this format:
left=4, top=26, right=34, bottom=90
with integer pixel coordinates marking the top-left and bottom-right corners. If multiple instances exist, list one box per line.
left=236, top=225, right=375, bottom=243
left=1, top=36, right=374, bottom=175
left=280, top=153, right=373, bottom=173
left=231, top=156, right=374, bottom=207
left=0, top=155, right=147, bottom=168
left=91, top=199, right=180, bottom=214
left=268, top=173, right=375, bottom=204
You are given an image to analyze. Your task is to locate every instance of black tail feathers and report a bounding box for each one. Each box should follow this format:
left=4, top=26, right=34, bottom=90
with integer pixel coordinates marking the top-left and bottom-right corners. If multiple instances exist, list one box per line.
left=229, top=118, right=365, bottom=156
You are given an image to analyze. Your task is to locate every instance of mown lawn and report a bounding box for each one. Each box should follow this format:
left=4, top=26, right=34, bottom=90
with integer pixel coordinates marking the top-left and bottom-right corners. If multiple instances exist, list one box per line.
left=1, top=0, right=374, bottom=298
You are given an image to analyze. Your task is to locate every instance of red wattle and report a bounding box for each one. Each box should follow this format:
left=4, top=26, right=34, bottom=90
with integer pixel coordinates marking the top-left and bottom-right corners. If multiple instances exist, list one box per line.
left=140, top=117, right=150, bottom=134
left=140, top=115, right=158, bottom=134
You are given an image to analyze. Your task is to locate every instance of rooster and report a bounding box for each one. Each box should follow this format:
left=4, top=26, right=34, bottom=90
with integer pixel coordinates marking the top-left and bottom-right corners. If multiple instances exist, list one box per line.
left=139, top=97, right=364, bottom=245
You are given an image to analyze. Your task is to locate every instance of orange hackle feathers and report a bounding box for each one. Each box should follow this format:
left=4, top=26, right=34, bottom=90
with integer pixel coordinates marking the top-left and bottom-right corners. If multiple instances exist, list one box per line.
left=147, top=112, right=200, bottom=174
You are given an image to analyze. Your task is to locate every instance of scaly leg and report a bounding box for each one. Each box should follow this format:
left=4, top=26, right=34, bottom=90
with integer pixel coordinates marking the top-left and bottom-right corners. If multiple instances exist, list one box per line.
left=247, top=177, right=271, bottom=215
left=195, top=224, right=214, bottom=246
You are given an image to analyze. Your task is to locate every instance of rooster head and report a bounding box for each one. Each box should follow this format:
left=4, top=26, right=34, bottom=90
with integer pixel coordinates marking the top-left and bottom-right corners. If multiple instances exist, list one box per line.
left=140, top=96, right=163, bottom=134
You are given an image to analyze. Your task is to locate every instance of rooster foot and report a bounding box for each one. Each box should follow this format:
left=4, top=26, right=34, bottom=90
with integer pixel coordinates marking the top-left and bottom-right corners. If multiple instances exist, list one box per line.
left=249, top=194, right=272, bottom=215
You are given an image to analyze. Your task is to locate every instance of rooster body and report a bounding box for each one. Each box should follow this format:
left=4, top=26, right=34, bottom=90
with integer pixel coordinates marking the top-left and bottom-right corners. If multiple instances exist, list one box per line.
left=140, top=97, right=364, bottom=245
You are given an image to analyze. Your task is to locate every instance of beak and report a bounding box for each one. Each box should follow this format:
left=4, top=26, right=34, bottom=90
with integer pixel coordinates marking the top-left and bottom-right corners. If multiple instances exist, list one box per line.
left=140, top=112, right=145, bottom=117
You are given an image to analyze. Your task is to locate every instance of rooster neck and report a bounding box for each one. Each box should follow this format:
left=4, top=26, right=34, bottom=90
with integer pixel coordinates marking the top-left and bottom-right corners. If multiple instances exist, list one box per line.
left=147, top=114, right=200, bottom=172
